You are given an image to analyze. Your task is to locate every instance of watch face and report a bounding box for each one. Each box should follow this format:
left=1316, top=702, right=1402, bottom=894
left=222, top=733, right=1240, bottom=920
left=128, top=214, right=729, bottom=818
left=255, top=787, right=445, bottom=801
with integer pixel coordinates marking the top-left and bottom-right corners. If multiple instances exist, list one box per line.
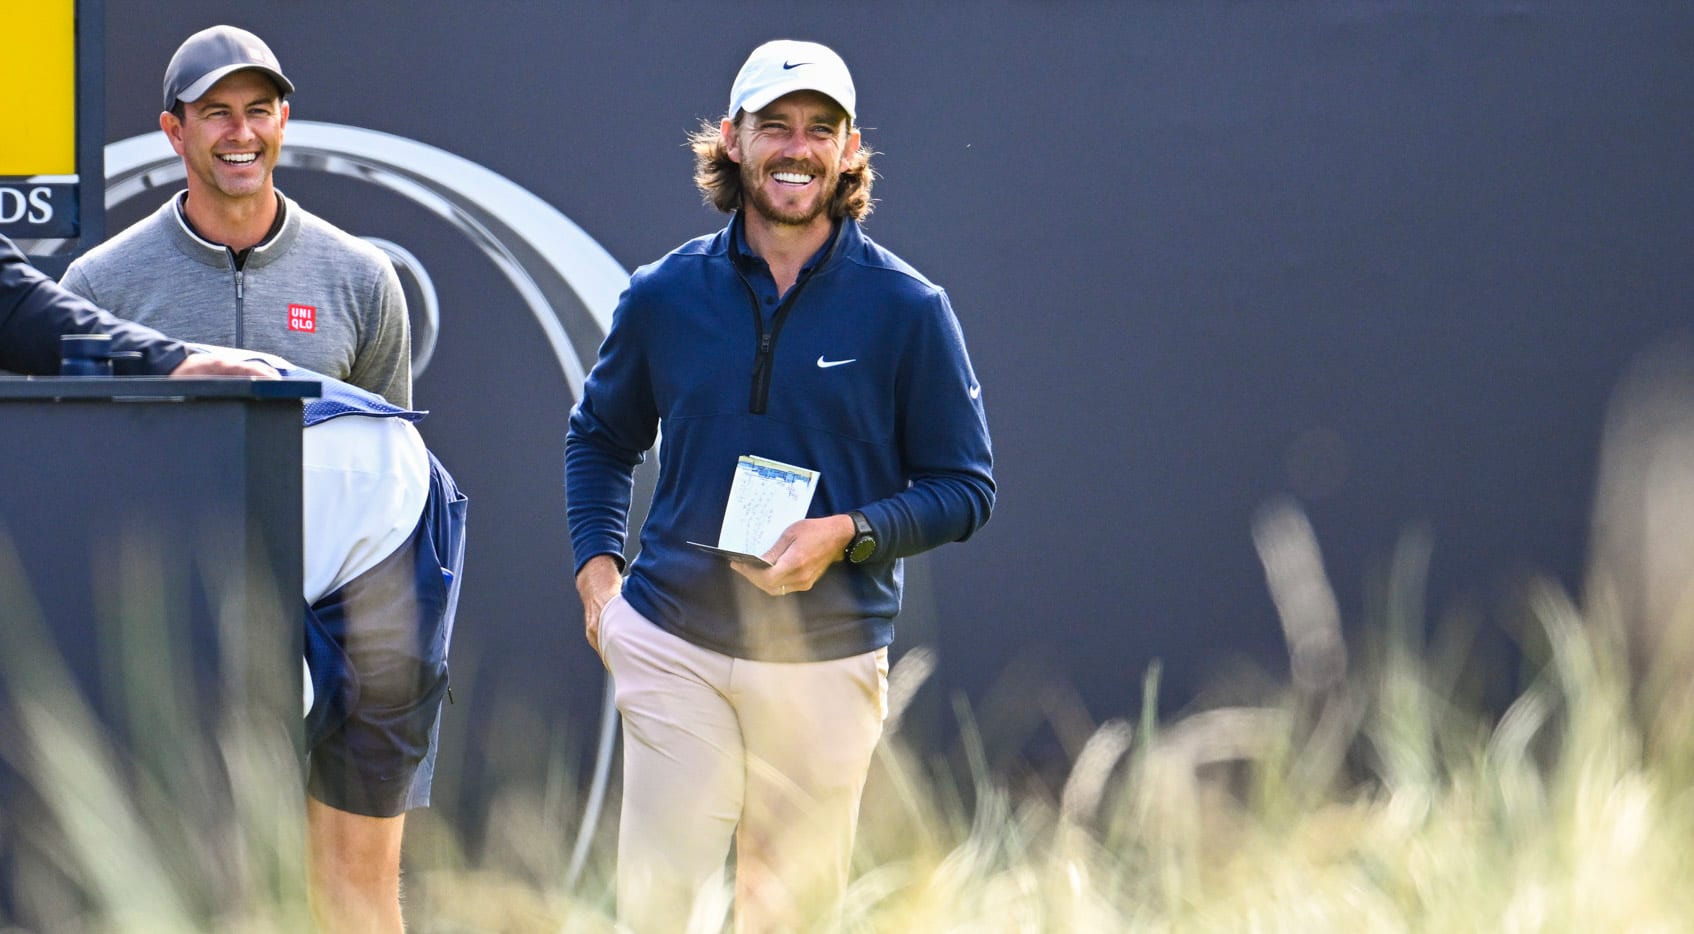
left=848, top=535, right=876, bottom=564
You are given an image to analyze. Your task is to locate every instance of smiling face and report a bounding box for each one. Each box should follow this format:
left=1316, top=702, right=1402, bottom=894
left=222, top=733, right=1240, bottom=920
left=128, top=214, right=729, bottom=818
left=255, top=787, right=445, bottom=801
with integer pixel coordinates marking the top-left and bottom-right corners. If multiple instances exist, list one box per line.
left=162, top=69, right=288, bottom=207
left=723, top=90, right=860, bottom=233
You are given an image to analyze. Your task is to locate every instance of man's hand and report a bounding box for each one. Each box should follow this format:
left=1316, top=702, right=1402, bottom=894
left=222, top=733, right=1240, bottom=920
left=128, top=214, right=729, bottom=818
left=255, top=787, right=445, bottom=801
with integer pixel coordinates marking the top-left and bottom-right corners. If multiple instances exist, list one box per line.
left=576, top=554, right=624, bottom=667
left=169, top=352, right=279, bottom=379
left=731, top=514, right=856, bottom=596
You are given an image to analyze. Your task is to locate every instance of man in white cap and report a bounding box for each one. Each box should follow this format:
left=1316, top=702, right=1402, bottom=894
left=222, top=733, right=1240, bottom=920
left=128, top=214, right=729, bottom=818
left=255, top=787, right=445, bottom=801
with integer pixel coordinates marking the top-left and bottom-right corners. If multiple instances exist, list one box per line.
left=565, top=39, right=994, bottom=931
left=61, top=25, right=411, bottom=407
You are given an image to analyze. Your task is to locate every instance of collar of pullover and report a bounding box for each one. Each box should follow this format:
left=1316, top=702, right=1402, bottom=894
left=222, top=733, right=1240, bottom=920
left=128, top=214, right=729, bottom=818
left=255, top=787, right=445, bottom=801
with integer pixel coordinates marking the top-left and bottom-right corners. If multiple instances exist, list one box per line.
left=726, top=211, right=852, bottom=279
left=168, top=190, right=301, bottom=271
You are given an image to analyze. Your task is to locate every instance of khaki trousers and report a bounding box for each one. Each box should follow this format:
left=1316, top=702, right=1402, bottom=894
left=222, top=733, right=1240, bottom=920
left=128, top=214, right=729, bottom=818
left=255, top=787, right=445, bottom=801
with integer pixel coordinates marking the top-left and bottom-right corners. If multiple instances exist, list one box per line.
left=600, top=595, right=888, bottom=933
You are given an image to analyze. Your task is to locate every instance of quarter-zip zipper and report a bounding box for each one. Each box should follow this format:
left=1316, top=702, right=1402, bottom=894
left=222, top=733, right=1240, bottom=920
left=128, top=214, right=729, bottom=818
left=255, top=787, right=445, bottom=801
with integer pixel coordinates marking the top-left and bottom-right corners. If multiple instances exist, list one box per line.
left=233, top=263, right=247, bottom=347
left=730, top=220, right=842, bottom=414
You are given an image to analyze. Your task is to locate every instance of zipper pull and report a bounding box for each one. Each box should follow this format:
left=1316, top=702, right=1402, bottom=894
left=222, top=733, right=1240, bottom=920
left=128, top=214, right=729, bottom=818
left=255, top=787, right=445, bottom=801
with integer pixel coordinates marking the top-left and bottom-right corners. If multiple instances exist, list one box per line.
left=235, top=270, right=245, bottom=300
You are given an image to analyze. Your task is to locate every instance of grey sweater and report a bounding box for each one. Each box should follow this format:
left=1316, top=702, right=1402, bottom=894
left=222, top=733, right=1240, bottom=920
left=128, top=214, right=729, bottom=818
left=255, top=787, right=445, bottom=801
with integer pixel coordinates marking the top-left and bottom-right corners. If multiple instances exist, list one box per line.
left=62, top=192, right=411, bottom=406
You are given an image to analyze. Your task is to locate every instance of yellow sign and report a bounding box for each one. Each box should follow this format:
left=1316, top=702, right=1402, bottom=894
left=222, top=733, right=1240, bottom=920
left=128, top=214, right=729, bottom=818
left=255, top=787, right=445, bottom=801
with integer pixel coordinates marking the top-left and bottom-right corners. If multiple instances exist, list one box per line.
left=0, top=0, right=77, bottom=176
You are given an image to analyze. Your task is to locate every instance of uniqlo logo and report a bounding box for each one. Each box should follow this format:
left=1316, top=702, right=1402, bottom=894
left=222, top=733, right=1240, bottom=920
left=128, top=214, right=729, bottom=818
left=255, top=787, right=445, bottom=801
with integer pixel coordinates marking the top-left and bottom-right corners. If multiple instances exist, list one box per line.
left=288, top=304, right=317, bottom=333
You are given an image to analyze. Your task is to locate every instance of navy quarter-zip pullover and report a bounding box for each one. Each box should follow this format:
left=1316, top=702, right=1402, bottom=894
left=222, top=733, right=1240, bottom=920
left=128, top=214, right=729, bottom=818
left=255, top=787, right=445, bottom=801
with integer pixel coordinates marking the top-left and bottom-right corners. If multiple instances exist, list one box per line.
left=565, top=215, right=994, bottom=662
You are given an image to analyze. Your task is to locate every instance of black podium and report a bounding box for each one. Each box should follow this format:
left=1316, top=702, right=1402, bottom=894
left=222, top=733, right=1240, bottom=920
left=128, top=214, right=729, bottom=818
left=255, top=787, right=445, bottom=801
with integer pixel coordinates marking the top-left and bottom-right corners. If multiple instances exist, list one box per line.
left=0, top=376, right=318, bottom=926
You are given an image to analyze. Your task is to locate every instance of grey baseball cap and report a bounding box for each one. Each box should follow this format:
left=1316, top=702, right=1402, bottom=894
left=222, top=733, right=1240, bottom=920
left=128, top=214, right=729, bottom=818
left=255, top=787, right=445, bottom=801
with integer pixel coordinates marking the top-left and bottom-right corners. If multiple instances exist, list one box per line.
left=162, top=25, right=294, bottom=112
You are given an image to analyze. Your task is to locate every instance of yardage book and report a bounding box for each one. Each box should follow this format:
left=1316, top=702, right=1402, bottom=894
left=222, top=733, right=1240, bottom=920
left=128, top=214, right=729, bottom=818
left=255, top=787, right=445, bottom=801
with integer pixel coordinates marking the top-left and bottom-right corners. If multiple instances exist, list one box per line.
left=688, top=454, right=820, bottom=567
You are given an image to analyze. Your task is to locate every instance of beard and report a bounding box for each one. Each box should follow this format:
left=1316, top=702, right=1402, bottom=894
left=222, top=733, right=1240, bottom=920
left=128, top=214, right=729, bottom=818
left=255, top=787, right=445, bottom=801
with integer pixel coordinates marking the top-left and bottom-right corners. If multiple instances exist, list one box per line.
left=739, top=158, right=838, bottom=227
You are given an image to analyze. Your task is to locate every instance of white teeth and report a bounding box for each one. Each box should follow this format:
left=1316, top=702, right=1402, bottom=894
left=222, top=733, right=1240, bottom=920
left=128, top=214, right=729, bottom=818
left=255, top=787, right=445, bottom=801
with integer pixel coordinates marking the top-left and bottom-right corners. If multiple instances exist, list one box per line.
left=219, top=153, right=257, bottom=164
left=772, top=172, right=813, bottom=184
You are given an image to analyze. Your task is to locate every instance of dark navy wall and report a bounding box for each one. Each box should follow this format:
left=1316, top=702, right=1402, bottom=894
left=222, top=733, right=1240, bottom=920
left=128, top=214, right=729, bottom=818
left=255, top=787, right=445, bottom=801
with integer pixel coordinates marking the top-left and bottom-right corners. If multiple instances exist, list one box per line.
left=91, top=3, right=1694, bottom=796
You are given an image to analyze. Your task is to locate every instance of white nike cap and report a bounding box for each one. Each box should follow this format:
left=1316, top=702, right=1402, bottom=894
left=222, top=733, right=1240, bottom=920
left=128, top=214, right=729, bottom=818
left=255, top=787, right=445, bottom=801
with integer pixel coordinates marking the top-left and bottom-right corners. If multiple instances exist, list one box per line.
left=728, top=39, right=856, bottom=125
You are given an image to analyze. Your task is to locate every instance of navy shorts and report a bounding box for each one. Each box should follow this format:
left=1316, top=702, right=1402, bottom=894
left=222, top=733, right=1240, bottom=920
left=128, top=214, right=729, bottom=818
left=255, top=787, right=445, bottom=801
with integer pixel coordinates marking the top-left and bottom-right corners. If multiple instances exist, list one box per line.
left=303, top=453, right=466, bottom=818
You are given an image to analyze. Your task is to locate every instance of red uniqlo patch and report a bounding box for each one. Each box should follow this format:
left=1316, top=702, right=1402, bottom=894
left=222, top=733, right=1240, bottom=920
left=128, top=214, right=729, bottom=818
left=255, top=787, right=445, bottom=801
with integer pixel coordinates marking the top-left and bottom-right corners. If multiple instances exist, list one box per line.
left=288, top=304, right=317, bottom=333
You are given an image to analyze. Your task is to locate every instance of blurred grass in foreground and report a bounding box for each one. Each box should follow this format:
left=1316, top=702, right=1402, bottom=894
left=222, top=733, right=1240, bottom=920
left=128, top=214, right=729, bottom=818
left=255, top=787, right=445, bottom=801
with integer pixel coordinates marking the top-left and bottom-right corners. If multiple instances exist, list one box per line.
left=12, top=342, right=1694, bottom=931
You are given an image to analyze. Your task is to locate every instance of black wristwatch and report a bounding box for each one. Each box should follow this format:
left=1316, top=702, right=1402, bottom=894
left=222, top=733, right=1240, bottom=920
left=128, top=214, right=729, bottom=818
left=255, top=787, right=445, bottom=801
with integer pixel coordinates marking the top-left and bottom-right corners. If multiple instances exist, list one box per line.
left=845, top=510, right=878, bottom=564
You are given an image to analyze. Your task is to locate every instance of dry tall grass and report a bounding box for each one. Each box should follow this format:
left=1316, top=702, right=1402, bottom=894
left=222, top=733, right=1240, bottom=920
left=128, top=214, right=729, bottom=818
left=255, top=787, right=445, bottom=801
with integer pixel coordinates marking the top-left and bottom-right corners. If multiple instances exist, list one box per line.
left=11, top=343, right=1694, bottom=931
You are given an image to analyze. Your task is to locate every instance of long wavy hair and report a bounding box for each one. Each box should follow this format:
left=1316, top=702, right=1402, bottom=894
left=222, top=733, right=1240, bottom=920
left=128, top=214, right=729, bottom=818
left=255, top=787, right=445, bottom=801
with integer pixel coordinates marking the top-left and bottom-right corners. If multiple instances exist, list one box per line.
left=689, top=114, right=877, bottom=221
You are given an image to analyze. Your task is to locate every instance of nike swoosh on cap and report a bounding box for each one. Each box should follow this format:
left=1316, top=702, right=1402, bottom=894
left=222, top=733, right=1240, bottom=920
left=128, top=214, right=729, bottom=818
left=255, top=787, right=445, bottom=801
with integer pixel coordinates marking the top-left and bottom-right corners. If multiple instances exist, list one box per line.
left=816, top=355, right=857, bottom=368
left=782, top=61, right=811, bottom=70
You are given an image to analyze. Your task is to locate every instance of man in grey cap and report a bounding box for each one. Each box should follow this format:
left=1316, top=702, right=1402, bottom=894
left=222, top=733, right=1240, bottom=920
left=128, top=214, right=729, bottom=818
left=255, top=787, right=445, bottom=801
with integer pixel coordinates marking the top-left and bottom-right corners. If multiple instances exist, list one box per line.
left=61, top=24, right=412, bottom=407
left=566, top=38, right=994, bottom=932
left=59, top=25, right=417, bottom=933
